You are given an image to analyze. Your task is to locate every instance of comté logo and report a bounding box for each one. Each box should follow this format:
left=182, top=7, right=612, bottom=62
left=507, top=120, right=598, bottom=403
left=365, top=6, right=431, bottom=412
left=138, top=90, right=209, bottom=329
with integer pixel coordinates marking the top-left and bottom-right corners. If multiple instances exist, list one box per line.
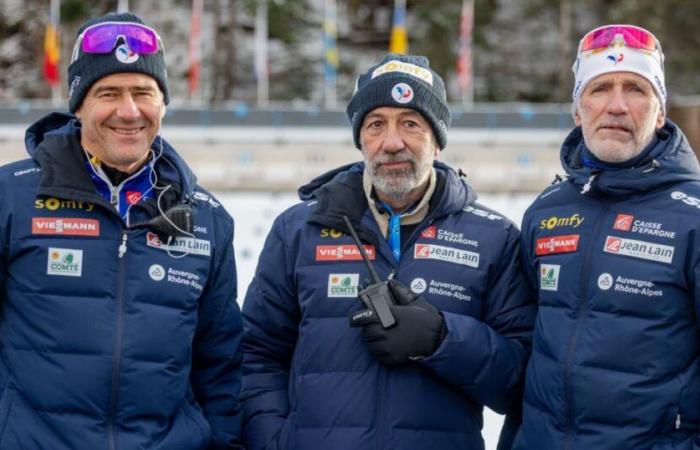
left=316, top=245, right=375, bottom=261
left=613, top=214, right=634, bottom=231
left=605, top=236, right=622, bottom=252
left=421, top=226, right=437, bottom=239
left=32, top=218, right=100, bottom=237
left=535, top=234, right=580, bottom=256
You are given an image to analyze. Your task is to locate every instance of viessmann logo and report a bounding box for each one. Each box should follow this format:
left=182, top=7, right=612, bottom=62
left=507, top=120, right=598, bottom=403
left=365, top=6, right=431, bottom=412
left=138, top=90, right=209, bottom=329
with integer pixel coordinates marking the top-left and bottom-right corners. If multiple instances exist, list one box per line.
left=315, top=245, right=375, bottom=261
left=603, top=236, right=674, bottom=264
left=535, top=234, right=580, bottom=256
left=32, top=217, right=100, bottom=237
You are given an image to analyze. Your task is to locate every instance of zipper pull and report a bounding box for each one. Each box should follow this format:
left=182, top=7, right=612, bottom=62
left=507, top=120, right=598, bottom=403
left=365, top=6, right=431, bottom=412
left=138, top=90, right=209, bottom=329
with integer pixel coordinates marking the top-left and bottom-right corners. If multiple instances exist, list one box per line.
left=110, top=188, right=119, bottom=205
left=676, top=413, right=681, bottom=430
left=580, top=173, right=598, bottom=194
left=118, top=232, right=128, bottom=258
left=642, top=159, right=660, bottom=174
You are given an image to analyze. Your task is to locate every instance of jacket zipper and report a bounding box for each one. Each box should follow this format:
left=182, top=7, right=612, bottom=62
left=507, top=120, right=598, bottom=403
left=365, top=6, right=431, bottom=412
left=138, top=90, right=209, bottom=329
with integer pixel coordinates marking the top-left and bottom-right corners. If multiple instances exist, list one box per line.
left=88, top=158, right=152, bottom=222
left=107, top=231, right=128, bottom=450
left=360, top=213, right=398, bottom=450
left=373, top=217, right=434, bottom=449
left=359, top=212, right=435, bottom=449
left=563, top=204, right=608, bottom=450
left=391, top=217, right=435, bottom=280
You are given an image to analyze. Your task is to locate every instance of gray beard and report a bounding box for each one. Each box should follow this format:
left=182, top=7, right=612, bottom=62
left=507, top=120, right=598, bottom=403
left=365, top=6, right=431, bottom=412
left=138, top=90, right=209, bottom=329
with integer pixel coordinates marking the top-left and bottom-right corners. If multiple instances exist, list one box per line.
left=365, top=154, right=432, bottom=205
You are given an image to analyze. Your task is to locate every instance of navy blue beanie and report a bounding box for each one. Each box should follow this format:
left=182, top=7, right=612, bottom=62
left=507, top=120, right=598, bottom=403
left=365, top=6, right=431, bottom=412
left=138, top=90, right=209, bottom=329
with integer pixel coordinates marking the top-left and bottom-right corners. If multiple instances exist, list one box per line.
left=67, top=12, right=169, bottom=113
left=346, top=54, right=451, bottom=150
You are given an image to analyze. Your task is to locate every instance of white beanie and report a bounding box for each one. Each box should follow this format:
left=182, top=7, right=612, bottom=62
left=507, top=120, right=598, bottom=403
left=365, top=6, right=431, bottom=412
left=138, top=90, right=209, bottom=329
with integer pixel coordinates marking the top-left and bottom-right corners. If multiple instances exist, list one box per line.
left=571, top=25, right=666, bottom=118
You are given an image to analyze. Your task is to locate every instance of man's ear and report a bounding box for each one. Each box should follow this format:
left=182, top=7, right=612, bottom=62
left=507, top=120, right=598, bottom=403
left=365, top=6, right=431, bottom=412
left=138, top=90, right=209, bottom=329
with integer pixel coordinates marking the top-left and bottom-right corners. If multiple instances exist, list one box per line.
left=574, top=106, right=582, bottom=127
left=656, top=106, right=665, bottom=129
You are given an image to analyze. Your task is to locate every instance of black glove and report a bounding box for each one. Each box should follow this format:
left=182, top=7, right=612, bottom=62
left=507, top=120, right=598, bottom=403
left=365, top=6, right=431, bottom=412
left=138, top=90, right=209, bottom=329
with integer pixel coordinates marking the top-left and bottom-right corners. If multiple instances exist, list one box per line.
left=349, top=279, right=446, bottom=365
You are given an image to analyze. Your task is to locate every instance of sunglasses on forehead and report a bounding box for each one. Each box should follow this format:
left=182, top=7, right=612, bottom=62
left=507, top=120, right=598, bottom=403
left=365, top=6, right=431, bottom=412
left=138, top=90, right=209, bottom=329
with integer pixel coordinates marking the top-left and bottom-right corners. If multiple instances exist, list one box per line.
left=579, top=24, right=661, bottom=53
left=70, top=21, right=164, bottom=64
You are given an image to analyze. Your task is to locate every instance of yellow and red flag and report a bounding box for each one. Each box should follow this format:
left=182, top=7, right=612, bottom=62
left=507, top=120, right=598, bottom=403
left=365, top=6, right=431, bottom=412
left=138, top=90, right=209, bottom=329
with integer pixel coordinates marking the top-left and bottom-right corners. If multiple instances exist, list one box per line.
left=43, top=17, right=60, bottom=86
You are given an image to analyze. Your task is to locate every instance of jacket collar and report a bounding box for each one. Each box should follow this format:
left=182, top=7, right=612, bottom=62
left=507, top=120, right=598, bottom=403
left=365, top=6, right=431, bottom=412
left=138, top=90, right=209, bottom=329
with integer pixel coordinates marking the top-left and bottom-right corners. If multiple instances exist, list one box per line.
left=300, top=160, right=477, bottom=243
left=561, top=119, right=700, bottom=197
left=363, top=168, right=436, bottom=237
left=25, top=112, right=198, bottom=213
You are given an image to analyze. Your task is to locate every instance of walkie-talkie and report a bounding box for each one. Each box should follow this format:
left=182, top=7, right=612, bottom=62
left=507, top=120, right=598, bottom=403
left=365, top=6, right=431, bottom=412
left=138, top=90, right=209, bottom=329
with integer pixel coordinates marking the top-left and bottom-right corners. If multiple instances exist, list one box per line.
left=342, top=215, right=396, bottom=328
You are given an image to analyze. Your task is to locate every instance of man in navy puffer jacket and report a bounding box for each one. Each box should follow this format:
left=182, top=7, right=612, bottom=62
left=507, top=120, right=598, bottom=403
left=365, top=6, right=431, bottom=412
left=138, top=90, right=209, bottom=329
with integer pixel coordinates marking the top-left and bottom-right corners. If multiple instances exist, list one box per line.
left=241, top=54, right=536, bottom=450
left=0, top=12, right=243, bottom=449
left=514, top=25, right=700, bottom=450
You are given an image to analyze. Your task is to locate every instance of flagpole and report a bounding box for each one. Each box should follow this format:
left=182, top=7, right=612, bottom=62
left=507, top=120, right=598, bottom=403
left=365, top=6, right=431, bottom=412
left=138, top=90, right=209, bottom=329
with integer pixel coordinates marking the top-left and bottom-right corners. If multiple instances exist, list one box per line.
left=458, top=0, right=474, bottom=108
left=389, top=0, right=408, bottom=54
left=49, top=0, right=61, bottom=105
left=188, top=0, right=203, bottom=101
left=255, top=0, right=269, bottom=107
left=323, top=0, right=338, bottom=109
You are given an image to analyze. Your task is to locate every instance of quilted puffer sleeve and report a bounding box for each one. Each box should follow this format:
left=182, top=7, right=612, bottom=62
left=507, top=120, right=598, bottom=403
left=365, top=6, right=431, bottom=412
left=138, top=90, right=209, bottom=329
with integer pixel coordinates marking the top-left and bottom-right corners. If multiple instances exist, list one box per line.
left=191, top=220, right=244, bottom=449
left=241, top=214, right=300, bottom=450
left=419, top=223, right=536, bottom=415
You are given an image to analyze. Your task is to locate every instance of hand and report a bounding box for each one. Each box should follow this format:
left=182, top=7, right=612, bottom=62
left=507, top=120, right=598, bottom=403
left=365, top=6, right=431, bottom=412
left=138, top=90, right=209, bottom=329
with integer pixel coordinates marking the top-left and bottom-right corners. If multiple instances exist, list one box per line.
left=349, top=280, right=446, bottom=365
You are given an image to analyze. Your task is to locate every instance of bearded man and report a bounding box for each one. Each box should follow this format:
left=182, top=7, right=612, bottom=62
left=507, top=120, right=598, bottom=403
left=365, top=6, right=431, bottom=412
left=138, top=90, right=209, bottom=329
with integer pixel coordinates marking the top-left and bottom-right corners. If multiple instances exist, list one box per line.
left=240, top=54, right=535, bottom=450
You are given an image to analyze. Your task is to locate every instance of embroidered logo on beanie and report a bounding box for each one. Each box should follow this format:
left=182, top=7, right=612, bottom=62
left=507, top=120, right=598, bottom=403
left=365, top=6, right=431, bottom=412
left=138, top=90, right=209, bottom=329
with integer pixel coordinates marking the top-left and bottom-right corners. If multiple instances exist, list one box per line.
left=371, top=60, right=434, bottom=85
left=115, top=43, right=139, bottom=64
left=391, top=83, right=414, bottom=103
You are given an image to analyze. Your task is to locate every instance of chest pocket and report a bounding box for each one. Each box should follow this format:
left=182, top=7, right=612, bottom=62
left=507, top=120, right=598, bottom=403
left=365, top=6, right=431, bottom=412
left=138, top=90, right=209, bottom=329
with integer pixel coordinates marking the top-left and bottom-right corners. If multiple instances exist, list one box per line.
left=132, top=231, right=213, bottom=312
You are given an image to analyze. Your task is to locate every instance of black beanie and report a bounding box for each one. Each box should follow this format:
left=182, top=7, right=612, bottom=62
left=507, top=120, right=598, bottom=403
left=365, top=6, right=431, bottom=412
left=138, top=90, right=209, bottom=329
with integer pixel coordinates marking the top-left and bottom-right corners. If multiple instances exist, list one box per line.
left=67, top=12, right=169, bottom=113
left=346, top=54, right=451, bottom=150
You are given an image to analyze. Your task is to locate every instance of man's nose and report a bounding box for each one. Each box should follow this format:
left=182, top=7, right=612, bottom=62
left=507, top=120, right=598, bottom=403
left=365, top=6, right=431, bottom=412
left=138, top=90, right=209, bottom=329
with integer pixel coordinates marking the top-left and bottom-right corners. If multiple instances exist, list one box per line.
left=381, top=124, right=405, bottom=153
left=606, top=88, right=630, bottom=115
left=115, top=95, right=141, bottom=120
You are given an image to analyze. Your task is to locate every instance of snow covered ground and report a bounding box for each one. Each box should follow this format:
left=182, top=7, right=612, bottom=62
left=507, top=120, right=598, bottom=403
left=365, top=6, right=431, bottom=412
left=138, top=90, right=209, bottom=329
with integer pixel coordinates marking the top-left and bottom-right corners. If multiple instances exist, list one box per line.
left=219, top=191, right=538, bottom=450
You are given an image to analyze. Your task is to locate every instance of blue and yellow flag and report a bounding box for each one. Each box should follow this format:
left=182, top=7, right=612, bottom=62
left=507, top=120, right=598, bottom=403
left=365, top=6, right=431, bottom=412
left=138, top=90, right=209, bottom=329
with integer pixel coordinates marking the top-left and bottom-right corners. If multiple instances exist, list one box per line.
left=389, top=0, right=408, bottom=54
